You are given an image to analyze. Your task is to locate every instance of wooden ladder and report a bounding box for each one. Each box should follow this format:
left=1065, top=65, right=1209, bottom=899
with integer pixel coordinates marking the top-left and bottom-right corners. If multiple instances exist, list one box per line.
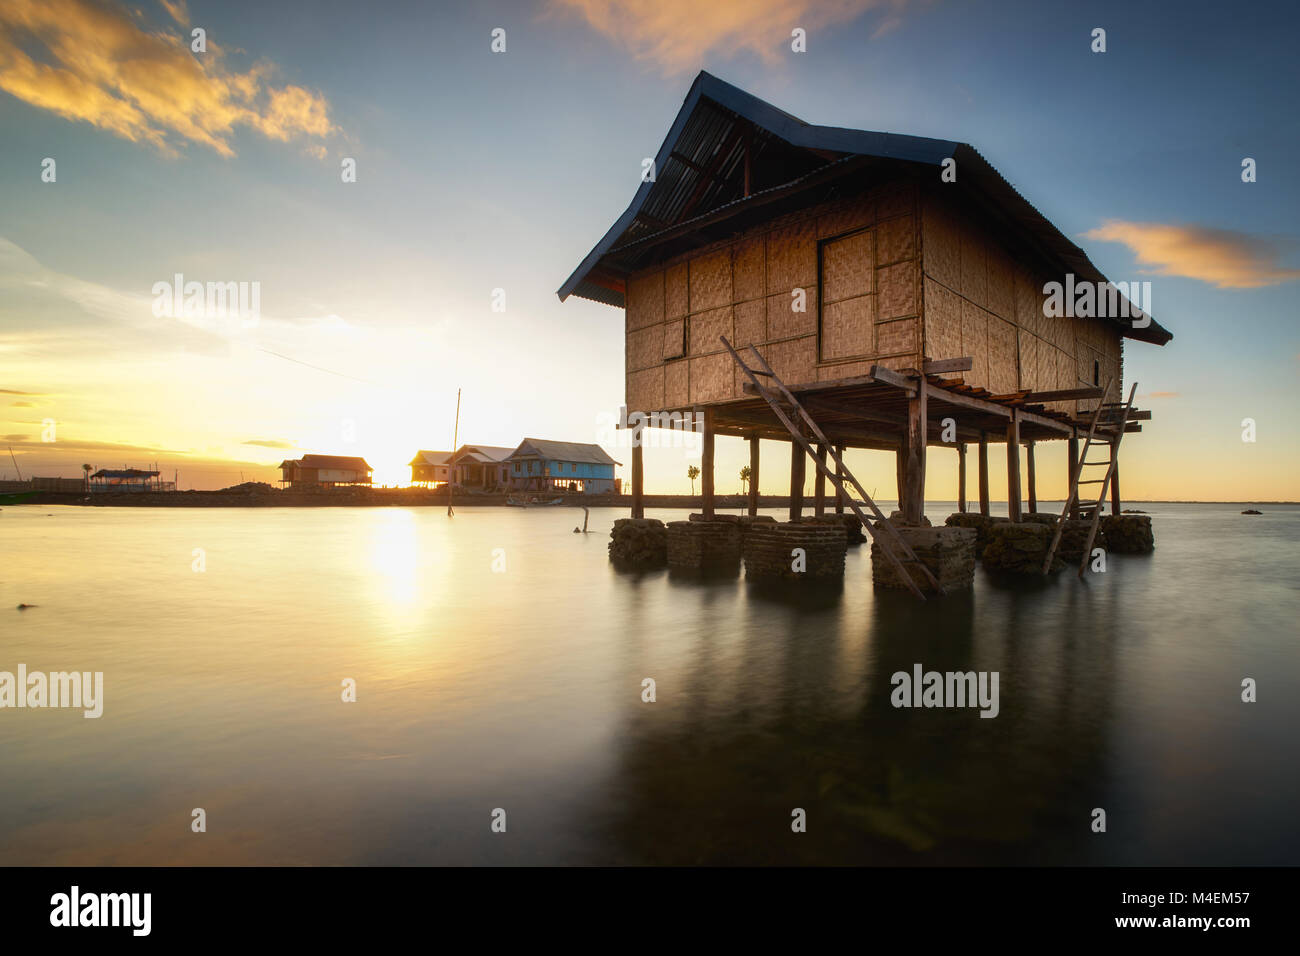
left=720, top=337, right=943, bottom=601
left=1041, top=380, right=1138, bottom=577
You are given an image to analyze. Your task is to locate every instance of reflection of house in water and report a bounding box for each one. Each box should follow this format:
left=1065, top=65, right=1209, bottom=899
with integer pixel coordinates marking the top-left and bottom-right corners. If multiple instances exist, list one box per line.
left=505, top=439, right=620, bottom=495
left=407, top=450, right=452, bottom=487
left=446, top=445, right=513, bottom=491
left=89, top=468, right=173, bottom=493
left=278, top=455, right=372, bottom=489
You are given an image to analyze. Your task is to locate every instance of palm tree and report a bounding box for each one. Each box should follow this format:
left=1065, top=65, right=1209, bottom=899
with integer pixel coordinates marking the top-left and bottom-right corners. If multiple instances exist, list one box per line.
left=82, top=463, right=92, bottom=493
left=739, top=465, right=751, bottom=495
left=687, top=465, right=699, bottom=495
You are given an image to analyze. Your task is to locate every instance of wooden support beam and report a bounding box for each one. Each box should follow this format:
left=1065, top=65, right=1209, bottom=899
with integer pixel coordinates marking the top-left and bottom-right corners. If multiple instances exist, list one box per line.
left=1026, top=440, right=1037, bottom=514
left=923, top=382, right=1011, bottom=418
left=789, top=441, right=805, bottom=520
left=631, top=442, right=644, bottom=519
left=1068, top=437, right=1080, bottom=520
left=744, top=374, right=878, bottom=398
left=904, top=378, right=927, bottom=525
left=834, top=445, right=845, bottom=514
left=957, top=442, right=967, bottom=513
left=701, top=407, right=715, bottom=518
left=978, top=433, right=990, bottom=516
left=923, top=356, right=974, bottom=374
left=747, top=435, right=760, bottom=517
left=1006, top=412, right=1022, bottom=522
left=814, top=443, right=827, bottom=516
left=1096, top=409, right=1152, bottom=422
left=1111, top=461, right=1121, bottom=515
left=1023, top=387, right=1105, bottom=403
left=869, top=364, right=917, bottom=395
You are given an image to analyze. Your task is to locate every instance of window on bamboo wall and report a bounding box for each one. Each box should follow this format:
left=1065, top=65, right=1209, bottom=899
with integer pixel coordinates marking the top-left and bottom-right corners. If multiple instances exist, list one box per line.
left=817, top=229, right=875, bottom=362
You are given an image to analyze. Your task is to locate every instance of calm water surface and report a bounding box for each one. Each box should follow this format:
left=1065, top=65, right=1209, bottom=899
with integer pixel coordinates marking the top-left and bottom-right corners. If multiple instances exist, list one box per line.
left=2, top=502, right=1297, bottom=865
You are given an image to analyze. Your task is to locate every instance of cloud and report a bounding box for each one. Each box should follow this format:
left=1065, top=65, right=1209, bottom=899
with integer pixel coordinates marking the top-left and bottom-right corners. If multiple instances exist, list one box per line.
left=158, top=0, right=189, bottom=26
left=1146, top=391, right=1179, bottom=399
left=1082, top=221, right=1300, bottom=289
left=0, top=0, right=335, bottom=157
left=11, top=401, right=35, bottom=407
left=549, top=0, right=911, bottom=74
left=243, top=438, right=297, bottom=449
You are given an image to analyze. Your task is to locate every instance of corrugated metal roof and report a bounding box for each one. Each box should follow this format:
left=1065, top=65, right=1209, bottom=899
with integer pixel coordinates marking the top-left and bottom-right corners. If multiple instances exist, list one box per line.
left=287, top=455, right=372, bottom=471
left=508, top=439, right=620, bottom=466
left=91, top=469, right=159, bottom=479
left=408, top=450, right=452, bottom=466
left=558, top=70, right=1171, bottom=346
left=448, top=445, right=514, bottom=464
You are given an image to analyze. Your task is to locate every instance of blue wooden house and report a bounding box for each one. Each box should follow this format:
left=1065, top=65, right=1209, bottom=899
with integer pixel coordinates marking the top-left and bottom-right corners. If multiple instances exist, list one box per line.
left=506, top=439, right=620, bottom=495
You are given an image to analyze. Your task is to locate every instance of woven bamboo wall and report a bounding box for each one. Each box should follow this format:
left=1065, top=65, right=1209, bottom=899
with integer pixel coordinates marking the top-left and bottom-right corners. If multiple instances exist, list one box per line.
left=623, top=181, right=923, bottom=413
left=920, top=187, right=1125, bottom=417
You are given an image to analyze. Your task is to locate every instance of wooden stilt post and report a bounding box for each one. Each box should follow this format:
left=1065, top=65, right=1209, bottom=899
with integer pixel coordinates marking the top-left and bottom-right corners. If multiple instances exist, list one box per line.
left=747, top=435, right=759, bottom=517
left=1110, top=460, right=1121, bottom=515
left=631, top=442, right=644, bottom=519
left=789, top=441, right=805, bottom=520
left=1006, top=411, right=1022, bottom=522
left=978, top=432, right=990, bottom=517
left=814, top=443, right=827, bottom=516
left=834, top=445, right=845, bottom=514
left=1068, top=436, right=1080, bottom=520
left=957, top=442, right=967, bottom=513
left=895, top=440, right=907, bottom=513
left=1026, top=440, right=1037, bottom=515
left=904, top=380, right=927, bottom=525
left=701, top=407, right=715, bottom=519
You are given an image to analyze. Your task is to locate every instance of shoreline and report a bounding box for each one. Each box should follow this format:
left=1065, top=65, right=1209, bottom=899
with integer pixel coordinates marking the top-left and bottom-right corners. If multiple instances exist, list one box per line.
left=6, top=490, right=1296, bottom=508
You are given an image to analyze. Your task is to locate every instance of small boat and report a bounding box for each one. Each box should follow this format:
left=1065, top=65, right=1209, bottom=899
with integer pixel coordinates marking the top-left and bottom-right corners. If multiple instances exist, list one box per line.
left=506, top=495, right=565, bottom=507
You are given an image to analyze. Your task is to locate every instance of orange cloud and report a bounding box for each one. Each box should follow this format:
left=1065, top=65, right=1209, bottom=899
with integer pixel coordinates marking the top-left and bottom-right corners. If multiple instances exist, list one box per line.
left=0, top=0, right=334, bottom=157
left=549, top=0, right=911, bottom=74
left=1082, top=221, right=1300, bottom=289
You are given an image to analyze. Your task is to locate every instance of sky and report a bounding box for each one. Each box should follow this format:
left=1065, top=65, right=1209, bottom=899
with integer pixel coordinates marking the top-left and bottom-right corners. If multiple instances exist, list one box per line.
left=1, top=0, right=1297, bottom=499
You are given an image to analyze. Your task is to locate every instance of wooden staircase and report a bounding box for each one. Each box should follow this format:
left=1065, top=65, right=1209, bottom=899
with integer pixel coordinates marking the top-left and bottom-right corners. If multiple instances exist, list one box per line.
left=720, top=337, right=942, bottom=600
left=1042, top=380, right=1138, bottom=577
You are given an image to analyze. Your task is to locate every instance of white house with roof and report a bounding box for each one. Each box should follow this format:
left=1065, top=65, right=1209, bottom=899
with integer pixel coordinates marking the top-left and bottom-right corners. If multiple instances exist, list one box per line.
left=446, top=444, right=514, bottom=491
left=408, top=450, right=453, bottom=486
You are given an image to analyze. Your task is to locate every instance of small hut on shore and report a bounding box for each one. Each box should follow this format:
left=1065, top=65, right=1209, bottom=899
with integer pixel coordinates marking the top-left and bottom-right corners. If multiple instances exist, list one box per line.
left=559, top=72, right=1170, bottom=585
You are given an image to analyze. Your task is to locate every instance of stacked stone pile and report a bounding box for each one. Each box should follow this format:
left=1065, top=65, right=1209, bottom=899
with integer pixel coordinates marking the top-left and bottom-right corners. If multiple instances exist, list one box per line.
left=943, top=514, right=1010, bottom=558
left=803, top=513, right=867, bottom=545
left=981, top=523, right=1062, bottom=574
left=608, top=518, right=668, bottom=569
left=1022, top=513, right=1059, bottom=526
left=667, top=520, right=742, bottom=570
left=871, top=526, right=977, bottom=592
left=743, top=522, right=847, bottom=580
left=1100, top=514, right=1154, bottom=553
left=1056, top=518, right=1107, bottom=561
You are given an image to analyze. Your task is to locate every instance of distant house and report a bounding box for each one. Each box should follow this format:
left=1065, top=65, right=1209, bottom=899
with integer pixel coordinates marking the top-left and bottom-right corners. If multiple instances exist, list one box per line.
left=506, top=439, right=620, bottom=495
left=446, top=445, right=513, bottom=491
left=408, top=450, right=452, bottom=486
left=279, top=455, right=372, bottom=488
left=89, top=468, right=161, bottom=493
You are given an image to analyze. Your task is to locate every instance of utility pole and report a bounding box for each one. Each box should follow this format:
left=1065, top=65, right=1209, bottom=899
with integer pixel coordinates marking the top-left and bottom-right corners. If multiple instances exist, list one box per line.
left=448, top=388, right=461, bottom=517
